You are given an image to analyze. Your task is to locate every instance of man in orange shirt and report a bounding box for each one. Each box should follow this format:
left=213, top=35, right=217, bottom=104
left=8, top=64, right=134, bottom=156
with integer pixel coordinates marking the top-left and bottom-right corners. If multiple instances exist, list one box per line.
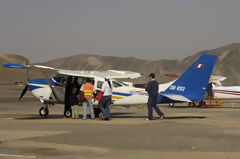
left=80, top=78, right=95, bottom=120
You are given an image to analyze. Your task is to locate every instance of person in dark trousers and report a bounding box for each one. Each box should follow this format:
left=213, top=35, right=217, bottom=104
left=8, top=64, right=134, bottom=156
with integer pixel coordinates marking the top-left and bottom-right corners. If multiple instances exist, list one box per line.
left=145, top=73, right=164, bottom=120
left=64, top=76, right=73, bottom=117
left=99, top=77, right=112, bottom=120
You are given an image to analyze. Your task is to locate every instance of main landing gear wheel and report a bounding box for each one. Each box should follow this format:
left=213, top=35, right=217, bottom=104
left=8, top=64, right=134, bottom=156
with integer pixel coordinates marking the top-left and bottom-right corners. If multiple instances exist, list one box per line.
left=64, top=110, right=72, bottom=118
left=39, top=107, right=49, bottom=117
left=199, top=101, right=206, bottom=108
left=188, top=102, right=195, bottom=108
left=169, top=103, right=175, bottom=107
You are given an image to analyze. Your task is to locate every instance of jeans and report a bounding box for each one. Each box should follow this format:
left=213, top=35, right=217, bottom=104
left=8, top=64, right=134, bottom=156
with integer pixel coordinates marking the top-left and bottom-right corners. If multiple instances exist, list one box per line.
left=71, top=105, right=79, bottom=119
left=82, top=98, right=95, bottom=120
left=148, top=96, right=163, bottom=120
left=98, top=95, right=111, bottom=119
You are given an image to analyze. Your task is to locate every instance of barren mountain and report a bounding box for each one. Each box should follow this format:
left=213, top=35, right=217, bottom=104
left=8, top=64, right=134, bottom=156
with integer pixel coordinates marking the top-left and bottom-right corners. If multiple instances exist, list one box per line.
left=0, top=54, right=42, bottom=84
left=1, top=43, right=240, bottom=85
left=39, top=43, right=240, bottom=85
left=0, top=54, right=29, bottom=84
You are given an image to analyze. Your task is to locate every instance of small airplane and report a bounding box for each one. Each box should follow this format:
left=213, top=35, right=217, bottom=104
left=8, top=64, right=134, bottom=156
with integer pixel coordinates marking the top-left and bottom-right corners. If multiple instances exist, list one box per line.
left=4, top=54, right=217, bottom=117
left=211, top=76, right=240, bottom=99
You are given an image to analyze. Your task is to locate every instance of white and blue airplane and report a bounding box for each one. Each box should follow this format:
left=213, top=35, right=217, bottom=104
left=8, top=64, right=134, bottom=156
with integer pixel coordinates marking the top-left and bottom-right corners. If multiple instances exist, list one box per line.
left=210, top=76, right=240, bottom=99
left=4, top=54, right=217, bottom=117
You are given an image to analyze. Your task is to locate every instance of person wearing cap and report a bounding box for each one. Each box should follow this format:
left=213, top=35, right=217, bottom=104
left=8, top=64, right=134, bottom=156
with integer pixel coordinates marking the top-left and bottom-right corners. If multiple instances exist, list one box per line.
left=145, top=73, right=164, bottom=120
left=98, top=76, right=112, bottom=120
left=80, top=78, right=95, bottom=120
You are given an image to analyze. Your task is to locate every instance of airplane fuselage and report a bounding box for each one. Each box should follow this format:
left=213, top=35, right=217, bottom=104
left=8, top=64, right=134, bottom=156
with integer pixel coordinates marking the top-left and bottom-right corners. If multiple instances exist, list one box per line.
left=28, top=77, right=175, bottom=106
left=213, top=86, right=240, bottom=99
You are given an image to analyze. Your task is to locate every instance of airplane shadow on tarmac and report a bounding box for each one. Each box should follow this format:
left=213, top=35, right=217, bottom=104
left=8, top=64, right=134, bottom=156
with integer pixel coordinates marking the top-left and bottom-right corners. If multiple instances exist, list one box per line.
left=111, top=112, right=206, bottom=120
left=15, top=112, right=206, bottom=120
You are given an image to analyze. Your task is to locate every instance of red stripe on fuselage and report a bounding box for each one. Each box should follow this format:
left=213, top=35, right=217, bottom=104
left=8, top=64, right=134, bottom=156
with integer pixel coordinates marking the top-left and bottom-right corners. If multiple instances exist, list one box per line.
left=215, top=91, right=240, bottom=96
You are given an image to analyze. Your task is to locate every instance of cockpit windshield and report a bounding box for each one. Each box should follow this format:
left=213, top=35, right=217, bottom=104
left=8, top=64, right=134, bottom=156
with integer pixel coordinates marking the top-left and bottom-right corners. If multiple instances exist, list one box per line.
left=53, top=74, right=66, bottom=85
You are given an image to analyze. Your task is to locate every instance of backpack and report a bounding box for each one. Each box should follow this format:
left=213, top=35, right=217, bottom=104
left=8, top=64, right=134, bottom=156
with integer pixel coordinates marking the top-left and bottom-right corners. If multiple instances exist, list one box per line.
left=96, top=92, right=103, bottom=101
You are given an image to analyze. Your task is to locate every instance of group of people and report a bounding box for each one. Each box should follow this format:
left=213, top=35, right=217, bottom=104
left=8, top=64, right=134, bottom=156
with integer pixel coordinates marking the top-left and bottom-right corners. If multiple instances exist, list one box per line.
left=64, top=73, right=164, bottom=121
left=64, top=76, right=112, bottom=120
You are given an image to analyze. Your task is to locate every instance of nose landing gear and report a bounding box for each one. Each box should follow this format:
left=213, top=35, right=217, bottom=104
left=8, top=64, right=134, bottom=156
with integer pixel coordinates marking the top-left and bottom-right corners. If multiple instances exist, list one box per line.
left=39, top=106, right=49, bottom=117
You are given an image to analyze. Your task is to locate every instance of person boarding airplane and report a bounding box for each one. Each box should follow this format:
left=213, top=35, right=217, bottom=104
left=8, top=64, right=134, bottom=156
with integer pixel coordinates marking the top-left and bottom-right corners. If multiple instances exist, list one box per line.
left=99, top=76, right=112, bottom=120
left=80, top=78, right=95, bottom=120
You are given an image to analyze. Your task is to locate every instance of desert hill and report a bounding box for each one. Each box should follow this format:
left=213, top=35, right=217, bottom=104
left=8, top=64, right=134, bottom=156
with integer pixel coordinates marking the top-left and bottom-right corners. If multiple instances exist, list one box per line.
left=1, top=43, right=240, bottom=85
left=0, top=54, right=29, bottom=84
left=39, top=43, right=240, bottom=85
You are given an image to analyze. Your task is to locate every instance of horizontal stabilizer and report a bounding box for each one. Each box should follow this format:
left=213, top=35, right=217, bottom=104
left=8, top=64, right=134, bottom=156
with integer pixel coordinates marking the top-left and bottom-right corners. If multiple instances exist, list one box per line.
left=161, top=94, right=191, bottom=102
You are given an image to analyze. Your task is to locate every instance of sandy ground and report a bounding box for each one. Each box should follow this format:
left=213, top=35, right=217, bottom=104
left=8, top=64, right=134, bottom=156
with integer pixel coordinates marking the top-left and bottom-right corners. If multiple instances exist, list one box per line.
left=0, top=85, right=240, bottom=159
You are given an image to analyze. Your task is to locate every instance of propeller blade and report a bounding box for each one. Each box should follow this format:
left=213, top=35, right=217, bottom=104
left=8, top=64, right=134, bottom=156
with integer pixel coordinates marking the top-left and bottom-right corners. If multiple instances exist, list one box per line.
left=19, top=85, right=29, bottom=101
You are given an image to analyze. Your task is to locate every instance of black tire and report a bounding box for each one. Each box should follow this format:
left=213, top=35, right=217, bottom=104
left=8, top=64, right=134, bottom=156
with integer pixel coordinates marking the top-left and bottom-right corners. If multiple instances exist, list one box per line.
left=39, top=107, right=49, bottom=117
left=64, top=110, right=72, bottom=118
left=169, top=103, right=175, bottom=107
left=188, top=102, right=195, bottom=108
left=94, top=108, right=101, bottom=118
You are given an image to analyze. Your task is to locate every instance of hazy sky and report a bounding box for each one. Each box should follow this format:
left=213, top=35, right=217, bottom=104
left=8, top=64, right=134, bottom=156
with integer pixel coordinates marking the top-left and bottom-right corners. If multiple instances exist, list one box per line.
left=0, top=0, right=240, bottom=63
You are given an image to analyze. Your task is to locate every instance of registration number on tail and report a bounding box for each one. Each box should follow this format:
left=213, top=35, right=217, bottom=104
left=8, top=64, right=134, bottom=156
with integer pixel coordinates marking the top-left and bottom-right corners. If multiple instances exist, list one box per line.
left=170, top=85, right=186, bottom=92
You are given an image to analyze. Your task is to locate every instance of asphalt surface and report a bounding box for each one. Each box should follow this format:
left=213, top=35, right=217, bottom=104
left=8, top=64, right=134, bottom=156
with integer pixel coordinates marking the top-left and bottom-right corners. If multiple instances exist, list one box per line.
left=1, top=85, right=240, bottom=159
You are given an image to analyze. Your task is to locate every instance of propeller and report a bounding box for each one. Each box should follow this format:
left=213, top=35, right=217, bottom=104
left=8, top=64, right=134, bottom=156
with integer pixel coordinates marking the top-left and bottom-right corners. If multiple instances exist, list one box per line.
left=19, top=60, right=30, bottom=101
left=19, top=84, right=29, bottom=101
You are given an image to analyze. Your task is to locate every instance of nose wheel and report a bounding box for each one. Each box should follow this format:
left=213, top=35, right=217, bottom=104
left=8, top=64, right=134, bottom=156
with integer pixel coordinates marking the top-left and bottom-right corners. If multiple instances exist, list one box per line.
left=39, top=106, right=49, bottom=117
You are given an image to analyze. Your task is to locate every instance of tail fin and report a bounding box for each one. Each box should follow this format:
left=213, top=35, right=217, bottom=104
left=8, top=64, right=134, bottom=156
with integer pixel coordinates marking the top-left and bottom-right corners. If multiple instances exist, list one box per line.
left=161, top=54, right=217, bottom=102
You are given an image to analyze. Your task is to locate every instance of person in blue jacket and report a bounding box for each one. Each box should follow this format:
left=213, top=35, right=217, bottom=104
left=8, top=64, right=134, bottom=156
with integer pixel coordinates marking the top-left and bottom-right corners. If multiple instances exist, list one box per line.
left=145, top=73, right=164, bottom=120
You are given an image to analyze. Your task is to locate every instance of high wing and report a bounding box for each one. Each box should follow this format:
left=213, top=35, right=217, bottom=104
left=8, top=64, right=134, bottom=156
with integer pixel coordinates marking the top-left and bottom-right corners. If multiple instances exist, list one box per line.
left=58, top=69, right=141, bottom=79
left=3, top=64, right=142, bottom=79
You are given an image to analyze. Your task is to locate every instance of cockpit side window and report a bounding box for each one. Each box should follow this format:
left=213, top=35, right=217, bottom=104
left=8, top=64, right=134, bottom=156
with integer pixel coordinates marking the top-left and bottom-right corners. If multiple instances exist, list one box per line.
left=112, top=81, right=123, bottom=88
left=97, top=81, right=104, bottom=88
left=116, top=81, right=129, bottom=86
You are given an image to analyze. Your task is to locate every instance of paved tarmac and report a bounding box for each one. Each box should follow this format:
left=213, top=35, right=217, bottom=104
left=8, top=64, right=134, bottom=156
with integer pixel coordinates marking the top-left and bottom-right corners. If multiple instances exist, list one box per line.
left=0, top=86, right=240, bottom=159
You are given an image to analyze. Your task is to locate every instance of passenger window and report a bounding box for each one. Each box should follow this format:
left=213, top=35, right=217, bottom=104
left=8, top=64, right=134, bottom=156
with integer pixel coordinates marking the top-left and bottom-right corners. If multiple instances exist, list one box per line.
left=112, top=81, right=123, bottom=88
left=97, top=81, right=104, bottom=88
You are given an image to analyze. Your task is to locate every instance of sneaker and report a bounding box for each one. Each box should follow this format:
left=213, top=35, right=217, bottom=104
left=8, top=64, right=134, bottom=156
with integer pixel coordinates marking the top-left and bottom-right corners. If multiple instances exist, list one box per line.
left=160, top=114, right=165, bottom=120
left=145, top=118, right=153, bottom=121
